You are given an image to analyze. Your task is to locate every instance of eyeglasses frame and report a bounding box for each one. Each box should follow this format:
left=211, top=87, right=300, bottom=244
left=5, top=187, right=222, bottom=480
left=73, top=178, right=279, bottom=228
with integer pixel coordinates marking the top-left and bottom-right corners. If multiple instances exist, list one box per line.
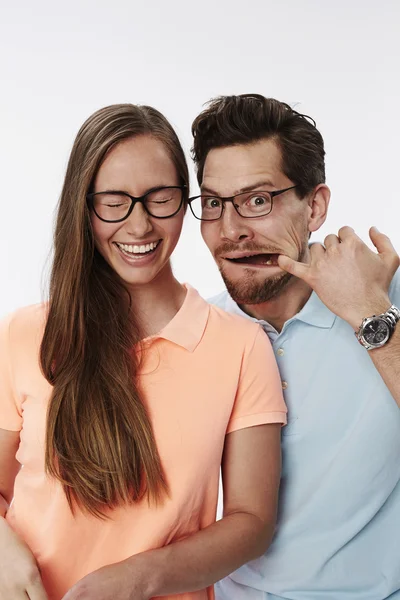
left=87, top=185, right=187, bottom=223
left=188, top=185, right=298, bottom=221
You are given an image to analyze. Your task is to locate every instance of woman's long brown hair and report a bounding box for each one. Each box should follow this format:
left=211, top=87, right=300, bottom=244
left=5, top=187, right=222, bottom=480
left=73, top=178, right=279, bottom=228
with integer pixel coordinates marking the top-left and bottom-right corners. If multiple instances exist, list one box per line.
left=40, top=104, right=189, bottom=517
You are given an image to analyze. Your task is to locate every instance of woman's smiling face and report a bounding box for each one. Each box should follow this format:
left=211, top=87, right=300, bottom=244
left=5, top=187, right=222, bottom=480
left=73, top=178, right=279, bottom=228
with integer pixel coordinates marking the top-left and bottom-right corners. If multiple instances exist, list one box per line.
left=91, top=134, right=185, bottom=290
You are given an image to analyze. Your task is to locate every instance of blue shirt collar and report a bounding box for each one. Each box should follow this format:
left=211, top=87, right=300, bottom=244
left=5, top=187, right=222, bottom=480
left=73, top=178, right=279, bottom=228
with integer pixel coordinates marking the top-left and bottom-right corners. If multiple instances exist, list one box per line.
left=222, top=289, right=336, bottom=333
left=293, top=291, right=337, bottom=329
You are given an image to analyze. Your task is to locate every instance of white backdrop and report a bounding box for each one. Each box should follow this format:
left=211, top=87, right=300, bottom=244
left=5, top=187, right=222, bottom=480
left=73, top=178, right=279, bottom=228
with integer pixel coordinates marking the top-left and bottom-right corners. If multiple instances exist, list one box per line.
left=1, top=0, right=399, bottom=316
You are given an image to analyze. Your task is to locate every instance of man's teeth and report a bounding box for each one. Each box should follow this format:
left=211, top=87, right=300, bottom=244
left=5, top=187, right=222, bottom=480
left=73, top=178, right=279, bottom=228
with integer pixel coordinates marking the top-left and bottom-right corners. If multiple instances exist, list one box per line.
left=266, top=259, right=273, bottom=265
left=117, top=241, right=159, bottom=255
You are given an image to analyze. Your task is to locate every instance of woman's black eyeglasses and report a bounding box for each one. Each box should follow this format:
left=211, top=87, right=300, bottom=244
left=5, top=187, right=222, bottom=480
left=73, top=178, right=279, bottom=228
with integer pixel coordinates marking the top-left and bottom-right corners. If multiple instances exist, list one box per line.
left=87, top=185, right=187, bottom=223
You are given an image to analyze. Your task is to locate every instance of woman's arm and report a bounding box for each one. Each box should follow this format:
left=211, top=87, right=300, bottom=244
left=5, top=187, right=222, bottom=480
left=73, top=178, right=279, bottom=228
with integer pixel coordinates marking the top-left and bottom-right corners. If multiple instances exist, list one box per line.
left=63, top=422, right=281, bottom=599
left=139, top=422, right=281, bottom=596
left=0, top=428, right=48, bottom=599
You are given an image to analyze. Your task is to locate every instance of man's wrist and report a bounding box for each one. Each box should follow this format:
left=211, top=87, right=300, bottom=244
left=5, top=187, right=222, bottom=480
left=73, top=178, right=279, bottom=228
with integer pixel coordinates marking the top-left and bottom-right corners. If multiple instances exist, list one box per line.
left=354, top=304, right=400, bottom=351
left=346, top=297, right=392, bottom=331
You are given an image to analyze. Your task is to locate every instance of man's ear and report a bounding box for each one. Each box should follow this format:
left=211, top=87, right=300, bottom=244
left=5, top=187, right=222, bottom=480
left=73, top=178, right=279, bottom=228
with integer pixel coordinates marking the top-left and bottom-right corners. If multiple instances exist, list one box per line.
left=307, top=184, right=330, bottom=233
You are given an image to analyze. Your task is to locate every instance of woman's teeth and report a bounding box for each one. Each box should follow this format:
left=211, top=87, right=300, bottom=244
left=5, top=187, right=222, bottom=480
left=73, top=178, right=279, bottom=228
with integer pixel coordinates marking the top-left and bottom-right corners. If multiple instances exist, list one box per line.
left=116, top=241, right=159, bottom=256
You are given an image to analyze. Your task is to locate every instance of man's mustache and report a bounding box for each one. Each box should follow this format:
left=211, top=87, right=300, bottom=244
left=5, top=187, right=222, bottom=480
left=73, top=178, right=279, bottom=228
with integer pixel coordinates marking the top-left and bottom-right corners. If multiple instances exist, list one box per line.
left=214, top=242, right=283, bottom=258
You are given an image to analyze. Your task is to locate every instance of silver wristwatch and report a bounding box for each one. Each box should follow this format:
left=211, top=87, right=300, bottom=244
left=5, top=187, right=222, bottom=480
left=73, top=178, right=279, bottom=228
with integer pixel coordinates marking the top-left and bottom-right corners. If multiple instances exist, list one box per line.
left=355, top=305, right=400, bottom=350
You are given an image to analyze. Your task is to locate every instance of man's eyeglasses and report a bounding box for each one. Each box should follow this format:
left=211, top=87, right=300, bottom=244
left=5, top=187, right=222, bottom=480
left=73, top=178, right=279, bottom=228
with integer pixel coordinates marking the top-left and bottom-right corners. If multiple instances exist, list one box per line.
left=188, top=185, right=297, bottom=221
left=87, top=186, right=186, bottom=223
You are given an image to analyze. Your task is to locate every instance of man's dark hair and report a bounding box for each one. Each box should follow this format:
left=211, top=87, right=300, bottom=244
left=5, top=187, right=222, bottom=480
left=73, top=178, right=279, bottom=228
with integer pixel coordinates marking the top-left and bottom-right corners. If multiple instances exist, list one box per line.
left=191, top=94, right=325, bottom=197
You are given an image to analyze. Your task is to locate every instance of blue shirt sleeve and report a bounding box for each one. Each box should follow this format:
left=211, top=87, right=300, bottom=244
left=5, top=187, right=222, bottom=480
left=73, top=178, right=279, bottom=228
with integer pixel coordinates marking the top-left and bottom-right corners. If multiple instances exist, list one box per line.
left=389, top=267, right=400, bottom=305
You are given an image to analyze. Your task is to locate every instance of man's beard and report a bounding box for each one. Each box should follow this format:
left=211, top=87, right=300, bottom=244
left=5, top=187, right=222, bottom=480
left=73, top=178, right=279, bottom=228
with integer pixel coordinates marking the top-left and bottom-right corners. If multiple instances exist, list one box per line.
left=217, top=242, right=308, bottom=305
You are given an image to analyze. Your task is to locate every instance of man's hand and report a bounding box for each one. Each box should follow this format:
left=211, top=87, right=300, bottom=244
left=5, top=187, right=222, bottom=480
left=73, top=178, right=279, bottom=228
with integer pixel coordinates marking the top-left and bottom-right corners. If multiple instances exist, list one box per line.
left=278, top=226, right=400, bottom=330
left=61, top=559, right=149, bottom=600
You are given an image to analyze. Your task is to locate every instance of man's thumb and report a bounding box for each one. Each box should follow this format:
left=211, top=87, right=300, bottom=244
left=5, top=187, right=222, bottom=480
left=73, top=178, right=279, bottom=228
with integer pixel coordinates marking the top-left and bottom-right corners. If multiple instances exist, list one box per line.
left=277, top=255, right=308, bottom=280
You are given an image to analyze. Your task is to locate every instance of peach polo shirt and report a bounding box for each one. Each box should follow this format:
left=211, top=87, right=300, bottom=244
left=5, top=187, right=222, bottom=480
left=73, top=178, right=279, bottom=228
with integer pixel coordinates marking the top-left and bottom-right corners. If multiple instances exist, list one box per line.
left=0, top=285, right=287, bottom=600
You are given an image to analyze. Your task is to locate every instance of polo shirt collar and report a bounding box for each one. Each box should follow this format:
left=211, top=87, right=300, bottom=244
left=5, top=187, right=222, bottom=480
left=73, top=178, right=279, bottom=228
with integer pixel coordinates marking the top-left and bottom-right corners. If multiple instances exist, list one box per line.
left=222, top=288, right=336, bottom=331
left=293, top=291, right=336, bottom=329
left=155, top=284, right=210, bottom=352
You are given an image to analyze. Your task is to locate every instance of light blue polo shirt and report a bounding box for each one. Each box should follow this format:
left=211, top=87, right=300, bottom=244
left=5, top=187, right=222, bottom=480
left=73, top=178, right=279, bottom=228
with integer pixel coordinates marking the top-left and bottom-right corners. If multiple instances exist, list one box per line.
left=212, top=270, right=400, bottom=600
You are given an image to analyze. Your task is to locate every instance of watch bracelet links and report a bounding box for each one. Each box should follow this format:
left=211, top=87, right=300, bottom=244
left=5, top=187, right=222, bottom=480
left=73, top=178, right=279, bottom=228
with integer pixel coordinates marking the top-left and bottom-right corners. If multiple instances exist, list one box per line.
left=385, top=305, right=400, bottom=329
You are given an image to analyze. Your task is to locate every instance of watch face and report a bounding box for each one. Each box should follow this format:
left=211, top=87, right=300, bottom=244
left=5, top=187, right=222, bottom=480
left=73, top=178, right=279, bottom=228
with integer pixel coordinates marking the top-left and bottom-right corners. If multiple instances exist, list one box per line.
left=363, top=318, right=390, bottom=346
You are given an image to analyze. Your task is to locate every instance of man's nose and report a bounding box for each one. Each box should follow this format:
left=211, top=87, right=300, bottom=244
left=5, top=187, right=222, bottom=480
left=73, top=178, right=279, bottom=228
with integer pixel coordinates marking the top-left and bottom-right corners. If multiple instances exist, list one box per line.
left=219, top=202, right=254, bottom=242
left=125, top=202, right=153, bottom=237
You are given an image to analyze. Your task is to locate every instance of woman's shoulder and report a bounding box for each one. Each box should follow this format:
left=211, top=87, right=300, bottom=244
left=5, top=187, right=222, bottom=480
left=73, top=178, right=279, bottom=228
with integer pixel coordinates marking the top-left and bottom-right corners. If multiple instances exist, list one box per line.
left=207, top=302, right=261, bottom=341
left=1, top=303, right=47, bottom=343
left=186, top=285, right=261, bottom=345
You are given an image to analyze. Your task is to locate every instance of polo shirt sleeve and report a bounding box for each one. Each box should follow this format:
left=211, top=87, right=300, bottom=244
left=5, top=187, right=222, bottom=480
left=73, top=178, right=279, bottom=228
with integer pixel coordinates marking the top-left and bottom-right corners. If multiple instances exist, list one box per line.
left=0, top=313, right=23, bottom=431
left=227, top=326, right=287, bottom=434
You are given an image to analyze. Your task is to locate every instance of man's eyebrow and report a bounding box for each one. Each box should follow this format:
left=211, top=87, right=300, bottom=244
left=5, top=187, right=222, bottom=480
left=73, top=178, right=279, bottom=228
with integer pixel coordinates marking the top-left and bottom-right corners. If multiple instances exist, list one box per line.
left=200, top=180, right=276, bottom=196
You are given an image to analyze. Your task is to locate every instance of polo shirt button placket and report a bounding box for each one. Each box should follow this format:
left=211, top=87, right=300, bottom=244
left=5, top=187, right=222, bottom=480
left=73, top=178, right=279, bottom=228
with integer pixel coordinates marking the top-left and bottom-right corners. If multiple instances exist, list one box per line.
left=273, top=343, right=287, bottom=390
